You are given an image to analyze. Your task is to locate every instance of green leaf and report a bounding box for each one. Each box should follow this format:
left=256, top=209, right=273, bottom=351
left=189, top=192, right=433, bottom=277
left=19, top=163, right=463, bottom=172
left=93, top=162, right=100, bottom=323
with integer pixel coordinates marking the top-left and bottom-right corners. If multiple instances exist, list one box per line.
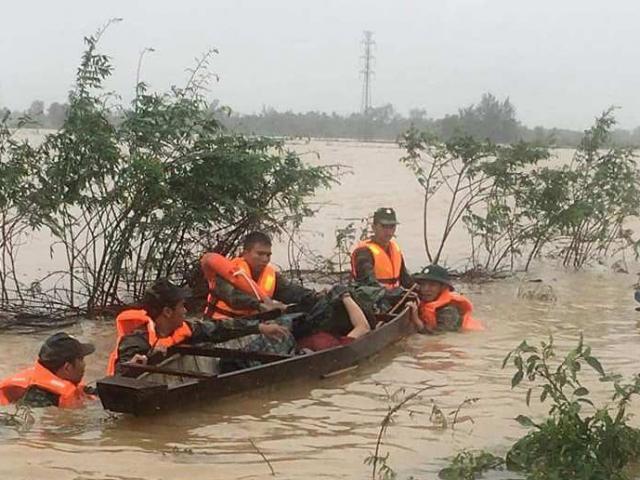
left=574, top=387, right=589, bottom=396
left=540, top=387, right=549, bottom=403
left=515, top=415, right=536, bottom=428
left=502, top=351, right=512, bottom=369
left=514, top=356, right=523, bottom=370
left=585, top=356, right=605, bottom=376
left=576, top=397, right=595, bottom=407
left=518, top=340, right=537, bottom=354
left=525, top=388, right=532, bottom=406
left=512, top=370, right=524, bottom=388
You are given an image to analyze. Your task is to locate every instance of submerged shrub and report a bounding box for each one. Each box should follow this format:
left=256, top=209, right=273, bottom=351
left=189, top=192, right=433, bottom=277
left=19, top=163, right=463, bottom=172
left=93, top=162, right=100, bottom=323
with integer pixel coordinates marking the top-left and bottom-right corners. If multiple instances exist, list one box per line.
left=503, top=334, right=640, bottom=479
left=438, top=450, right=504, bottom=480
left=439, top=335, right=640, bottom=480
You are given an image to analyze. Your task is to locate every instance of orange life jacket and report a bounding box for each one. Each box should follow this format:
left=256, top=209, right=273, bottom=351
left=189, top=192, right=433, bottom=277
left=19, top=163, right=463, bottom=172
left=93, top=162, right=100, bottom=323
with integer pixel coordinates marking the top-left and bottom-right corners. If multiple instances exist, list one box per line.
left=106, top=309, right=193, bottom=375
left=201, top=253, right=270, bottom=319
left=418, top=289, right=484, bottom=331
left=0, top=361, right=92, bottom=408
left=351, top=239, right=403, bottom=289
left=209, top=258, right=277, bottom=320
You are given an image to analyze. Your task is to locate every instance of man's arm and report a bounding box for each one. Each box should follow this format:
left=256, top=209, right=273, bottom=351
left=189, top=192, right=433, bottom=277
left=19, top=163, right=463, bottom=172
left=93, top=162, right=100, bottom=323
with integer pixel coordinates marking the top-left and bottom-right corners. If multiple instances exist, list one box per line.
left=211, top=276, right=262, bottom=310
left=273, top=272, right=319, bottom=310
left=189, top=318, right=262, bottom=343
left=352, top=248, right=382, bottom=286
left=115, top=332, right=151, bottom=376
left=399, top=257, right=415, bottom=289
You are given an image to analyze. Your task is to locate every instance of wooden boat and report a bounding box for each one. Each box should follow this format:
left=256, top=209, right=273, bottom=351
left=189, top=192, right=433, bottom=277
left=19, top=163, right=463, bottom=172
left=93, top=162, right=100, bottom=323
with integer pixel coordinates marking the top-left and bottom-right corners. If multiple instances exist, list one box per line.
left=96, top=307, right=415, bottom=415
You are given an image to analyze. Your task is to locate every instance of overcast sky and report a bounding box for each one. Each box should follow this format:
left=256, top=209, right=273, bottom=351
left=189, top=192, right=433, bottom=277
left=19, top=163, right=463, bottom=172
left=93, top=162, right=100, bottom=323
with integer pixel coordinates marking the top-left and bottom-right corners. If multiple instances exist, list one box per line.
left=1, top=0, right=638, bottom=130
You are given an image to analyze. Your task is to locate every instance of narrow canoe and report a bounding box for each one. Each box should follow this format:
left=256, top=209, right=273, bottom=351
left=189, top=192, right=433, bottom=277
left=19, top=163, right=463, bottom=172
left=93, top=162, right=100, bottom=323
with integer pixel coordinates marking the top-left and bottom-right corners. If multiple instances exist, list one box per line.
left=96, top=307, right=414, bottom=415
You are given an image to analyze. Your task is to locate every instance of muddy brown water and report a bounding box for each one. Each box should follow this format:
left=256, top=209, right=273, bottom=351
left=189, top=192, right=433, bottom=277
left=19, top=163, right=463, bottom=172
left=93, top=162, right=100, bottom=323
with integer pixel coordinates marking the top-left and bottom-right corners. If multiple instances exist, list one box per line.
left=1, top=138, right=640, bottom=479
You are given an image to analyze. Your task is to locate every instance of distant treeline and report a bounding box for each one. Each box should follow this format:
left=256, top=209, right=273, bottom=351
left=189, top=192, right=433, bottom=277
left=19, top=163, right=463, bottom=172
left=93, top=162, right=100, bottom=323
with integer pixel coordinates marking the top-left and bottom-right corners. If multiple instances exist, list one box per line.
left=4, top=93, right=640, bottom=147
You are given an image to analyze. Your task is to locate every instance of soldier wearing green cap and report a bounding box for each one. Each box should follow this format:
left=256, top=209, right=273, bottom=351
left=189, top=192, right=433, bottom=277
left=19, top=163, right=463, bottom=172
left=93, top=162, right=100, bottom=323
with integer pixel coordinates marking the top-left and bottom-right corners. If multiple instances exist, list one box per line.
left=412, top=265, right=483, bottom=332
left=0, top=332, right=96, bottom=408
left=350, top=207, right=414, bottom=291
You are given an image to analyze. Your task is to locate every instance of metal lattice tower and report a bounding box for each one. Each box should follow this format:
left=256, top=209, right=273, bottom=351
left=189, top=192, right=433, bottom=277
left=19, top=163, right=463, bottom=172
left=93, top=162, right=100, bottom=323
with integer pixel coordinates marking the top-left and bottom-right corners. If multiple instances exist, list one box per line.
left=360, top=31, right=375, bottom=114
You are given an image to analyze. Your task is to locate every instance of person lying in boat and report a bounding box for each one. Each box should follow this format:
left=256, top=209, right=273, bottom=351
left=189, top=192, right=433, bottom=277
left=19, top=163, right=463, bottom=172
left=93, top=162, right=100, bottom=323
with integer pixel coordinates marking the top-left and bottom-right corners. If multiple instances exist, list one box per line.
left=350, top=207, right=414, bottom=291
left=0, top=332, right=96, bottom=408
left=295, top=284, right=396, bottom=351
left=203, top=231, right=320, bottom=320
left=106, top=278, right=292, bottom=376
left=411, top=265, right=484, bottom=333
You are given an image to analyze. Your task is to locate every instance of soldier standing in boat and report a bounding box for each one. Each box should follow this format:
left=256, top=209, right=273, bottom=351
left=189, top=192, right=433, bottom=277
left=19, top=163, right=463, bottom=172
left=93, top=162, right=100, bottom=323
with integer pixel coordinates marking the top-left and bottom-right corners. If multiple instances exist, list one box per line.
left=350, top=207, right=414, bottom=290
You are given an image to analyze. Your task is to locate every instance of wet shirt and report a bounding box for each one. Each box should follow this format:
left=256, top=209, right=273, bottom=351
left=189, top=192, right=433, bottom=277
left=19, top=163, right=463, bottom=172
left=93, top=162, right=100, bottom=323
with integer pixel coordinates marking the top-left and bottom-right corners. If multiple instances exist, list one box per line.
left=435, top=305, right=463, bottom=331
left=20, top=386, right=59, bottom=408
left=19, top=384, right=95, bottom=408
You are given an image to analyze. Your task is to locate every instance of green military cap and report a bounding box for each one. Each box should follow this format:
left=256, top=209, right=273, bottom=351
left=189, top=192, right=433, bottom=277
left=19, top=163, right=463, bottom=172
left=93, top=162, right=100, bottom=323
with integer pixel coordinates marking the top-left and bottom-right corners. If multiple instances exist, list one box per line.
left=412, top=264, right=454, bottom=290
left=373, top=207, right=399, bottom=226
left=39, top=332, right=95, bottom=365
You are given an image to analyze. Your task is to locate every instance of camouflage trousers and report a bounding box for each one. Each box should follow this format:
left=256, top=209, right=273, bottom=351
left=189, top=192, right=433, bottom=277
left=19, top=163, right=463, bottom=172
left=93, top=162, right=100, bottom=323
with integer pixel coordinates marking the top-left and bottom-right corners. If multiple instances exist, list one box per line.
left=218, top=315, right=295, bottom=371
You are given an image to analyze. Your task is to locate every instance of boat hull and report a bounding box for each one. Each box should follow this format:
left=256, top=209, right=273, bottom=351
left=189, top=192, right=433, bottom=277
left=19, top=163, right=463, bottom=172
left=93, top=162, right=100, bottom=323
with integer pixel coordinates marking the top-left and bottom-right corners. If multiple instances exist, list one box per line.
left=97, top=308, right=414, bottom=415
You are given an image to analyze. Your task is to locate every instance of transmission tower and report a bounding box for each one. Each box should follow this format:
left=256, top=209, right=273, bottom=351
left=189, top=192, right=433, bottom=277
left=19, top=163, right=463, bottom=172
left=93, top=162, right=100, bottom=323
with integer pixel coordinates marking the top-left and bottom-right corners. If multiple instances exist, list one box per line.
left=360, top=31, right=375, bottom=114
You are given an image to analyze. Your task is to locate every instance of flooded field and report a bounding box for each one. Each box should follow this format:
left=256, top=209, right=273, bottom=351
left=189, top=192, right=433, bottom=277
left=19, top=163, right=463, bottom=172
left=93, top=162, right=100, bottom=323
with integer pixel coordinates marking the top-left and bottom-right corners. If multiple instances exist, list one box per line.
left=1, top=139, right=639, bottom=479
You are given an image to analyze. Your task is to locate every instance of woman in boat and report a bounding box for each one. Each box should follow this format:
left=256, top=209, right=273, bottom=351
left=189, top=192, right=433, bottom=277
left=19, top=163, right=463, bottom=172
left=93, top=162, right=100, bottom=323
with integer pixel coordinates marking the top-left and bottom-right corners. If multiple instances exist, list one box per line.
left=411, top=265, right=484, bottom=332
left=107, top=279, right=292, bottom=376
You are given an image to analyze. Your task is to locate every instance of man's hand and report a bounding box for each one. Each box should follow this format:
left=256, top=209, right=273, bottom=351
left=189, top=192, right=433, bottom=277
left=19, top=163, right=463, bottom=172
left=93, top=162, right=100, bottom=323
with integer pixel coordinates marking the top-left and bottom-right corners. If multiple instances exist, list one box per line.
left=260, top=298, right=287, bottom=312
left=406, top=300, right=433, bottom=334
left=127, top=354, right=148, bottom=366
left=259, top=322, right=290, bottom=339
left=405, top=291, right=419, bottom=302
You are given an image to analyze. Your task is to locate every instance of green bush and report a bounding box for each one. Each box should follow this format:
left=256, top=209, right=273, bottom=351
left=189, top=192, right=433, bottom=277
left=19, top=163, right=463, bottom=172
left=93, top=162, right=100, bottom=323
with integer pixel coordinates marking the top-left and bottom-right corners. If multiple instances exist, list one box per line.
left=504, top=335, right=640, bottom=479
left=439, top=336, right=640, bottom=480
left=0, top=21, right=337, bottom=312
left=400, top=109, right=640, bottom=272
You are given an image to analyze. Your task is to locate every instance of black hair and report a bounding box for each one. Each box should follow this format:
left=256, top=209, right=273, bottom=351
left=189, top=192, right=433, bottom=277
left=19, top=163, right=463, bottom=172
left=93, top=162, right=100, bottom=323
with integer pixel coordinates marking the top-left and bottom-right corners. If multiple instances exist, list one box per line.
left=142, top=278, right=184, bottom=320
left=243, top=231, right=272, bottom=251
left=39, top=357, right=74, bottom=373
left=142, top=298, right=166, bottom=321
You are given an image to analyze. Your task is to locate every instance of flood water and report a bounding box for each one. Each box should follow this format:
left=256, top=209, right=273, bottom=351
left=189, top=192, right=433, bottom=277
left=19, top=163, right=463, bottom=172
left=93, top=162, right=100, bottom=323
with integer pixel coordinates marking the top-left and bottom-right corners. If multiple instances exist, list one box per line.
left=1, top=139, right=640, bottom=479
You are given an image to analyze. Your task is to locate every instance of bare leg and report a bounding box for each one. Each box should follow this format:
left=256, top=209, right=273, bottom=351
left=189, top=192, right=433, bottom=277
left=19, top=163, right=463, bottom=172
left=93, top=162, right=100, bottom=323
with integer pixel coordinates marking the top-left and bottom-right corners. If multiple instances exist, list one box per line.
left=342, top=294, right=371, bottom=339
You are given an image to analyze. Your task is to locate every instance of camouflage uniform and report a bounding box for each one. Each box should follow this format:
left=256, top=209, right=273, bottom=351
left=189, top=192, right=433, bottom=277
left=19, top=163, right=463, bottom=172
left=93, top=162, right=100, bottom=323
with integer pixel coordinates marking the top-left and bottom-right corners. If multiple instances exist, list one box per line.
left=435, top=305, right=463, bottom=331
left=210, top=273, right=319, bottom=316
left=115, top=316, right=293, bottom=376
left=299, top=284, right=392, bottom=338
left=217, top=315, right=297, bottom=371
